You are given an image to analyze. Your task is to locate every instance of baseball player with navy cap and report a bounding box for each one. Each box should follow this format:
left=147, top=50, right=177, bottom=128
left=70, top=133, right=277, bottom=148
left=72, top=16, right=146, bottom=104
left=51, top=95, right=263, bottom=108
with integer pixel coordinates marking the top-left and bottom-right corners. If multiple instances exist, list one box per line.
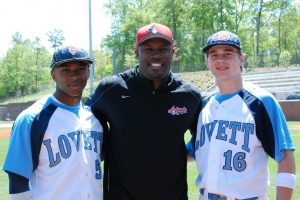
left=190, top=31, right=296, bottom=200
left=3, top=46, right=103, bottom=200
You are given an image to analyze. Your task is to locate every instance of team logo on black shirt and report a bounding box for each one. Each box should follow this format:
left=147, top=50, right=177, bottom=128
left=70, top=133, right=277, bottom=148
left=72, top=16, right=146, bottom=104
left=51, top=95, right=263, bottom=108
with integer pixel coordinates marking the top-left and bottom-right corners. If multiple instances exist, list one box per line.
left=168, top=106, right=187, bottom=115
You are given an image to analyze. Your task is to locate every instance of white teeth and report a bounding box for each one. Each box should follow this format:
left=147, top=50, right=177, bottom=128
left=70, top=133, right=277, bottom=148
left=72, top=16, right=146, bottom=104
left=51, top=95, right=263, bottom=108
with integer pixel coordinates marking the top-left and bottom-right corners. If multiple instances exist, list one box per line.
left=151, top=63, right=161, bottom=67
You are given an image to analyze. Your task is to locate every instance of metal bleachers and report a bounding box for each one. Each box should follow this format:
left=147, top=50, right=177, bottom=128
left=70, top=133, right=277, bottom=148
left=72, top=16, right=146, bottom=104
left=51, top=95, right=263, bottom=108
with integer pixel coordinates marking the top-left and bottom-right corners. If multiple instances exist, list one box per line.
left=203, top=68, right=300, bottom=100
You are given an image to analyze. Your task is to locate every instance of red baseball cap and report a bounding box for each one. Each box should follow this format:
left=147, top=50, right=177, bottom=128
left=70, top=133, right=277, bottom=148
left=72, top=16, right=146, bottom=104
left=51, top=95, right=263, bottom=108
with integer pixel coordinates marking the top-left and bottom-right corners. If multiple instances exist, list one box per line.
left=135, top=23, right=174, bottom=49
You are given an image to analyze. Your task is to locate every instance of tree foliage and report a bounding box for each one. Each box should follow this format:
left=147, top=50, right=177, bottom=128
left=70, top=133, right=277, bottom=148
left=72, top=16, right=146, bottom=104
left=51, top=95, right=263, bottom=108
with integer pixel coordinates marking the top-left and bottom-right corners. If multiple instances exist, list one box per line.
left=0, top=33, right=51, bottom=98
left=46, top=28, right=65, bottom=51
left=103, top=0, right=300, bottom=72
left=0, top=1, right=299, bottom=100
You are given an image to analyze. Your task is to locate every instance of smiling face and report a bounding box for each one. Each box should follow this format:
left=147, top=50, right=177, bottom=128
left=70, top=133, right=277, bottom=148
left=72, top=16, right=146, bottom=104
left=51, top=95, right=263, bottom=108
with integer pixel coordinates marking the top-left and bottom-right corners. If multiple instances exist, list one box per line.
left=206, top=45, right=245, bottom=83
left=51, top=61, right=90, bottom=105
left=136, top=38, right=174, bottom=89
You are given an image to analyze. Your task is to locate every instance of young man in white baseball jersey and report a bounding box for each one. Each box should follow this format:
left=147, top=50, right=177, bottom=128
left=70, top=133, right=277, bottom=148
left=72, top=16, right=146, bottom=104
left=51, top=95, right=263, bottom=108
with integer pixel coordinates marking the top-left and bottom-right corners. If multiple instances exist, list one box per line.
left=3, top=46, right=103, bottom=200
left=192, top=31, right=296, bottom=200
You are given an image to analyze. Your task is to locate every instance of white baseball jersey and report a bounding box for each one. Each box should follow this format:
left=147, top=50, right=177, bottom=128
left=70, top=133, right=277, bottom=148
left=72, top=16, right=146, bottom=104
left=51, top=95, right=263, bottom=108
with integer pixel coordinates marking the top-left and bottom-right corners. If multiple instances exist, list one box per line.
left=3, top=95, right=103, bottom=200
left=194, top=82, right=294, bottom=199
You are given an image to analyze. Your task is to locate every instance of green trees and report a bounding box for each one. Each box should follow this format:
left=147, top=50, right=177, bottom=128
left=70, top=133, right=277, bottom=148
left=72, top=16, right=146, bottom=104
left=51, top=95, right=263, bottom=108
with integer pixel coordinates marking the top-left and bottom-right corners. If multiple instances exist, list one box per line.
left=103, top=0, right=300, bottom=72
left=0, top=1, right=299, bottom=100
left=0, top=29, right=113, bottom=100
left=46, top=29, right=65, bottom=51
left=0, top=31, right=113, bottom=100
left=0, top=33, right=51, bottom=99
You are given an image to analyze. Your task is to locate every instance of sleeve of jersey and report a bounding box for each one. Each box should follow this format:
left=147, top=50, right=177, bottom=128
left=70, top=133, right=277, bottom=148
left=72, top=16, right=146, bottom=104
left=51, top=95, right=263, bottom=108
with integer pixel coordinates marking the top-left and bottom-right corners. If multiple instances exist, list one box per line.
left=261, top=96, right=295, bottom=162
left=3, top=114, right=34, bottom=179
left=186, top=140, right=195, bottom=158
left=186, top=97, right=208, bottom=159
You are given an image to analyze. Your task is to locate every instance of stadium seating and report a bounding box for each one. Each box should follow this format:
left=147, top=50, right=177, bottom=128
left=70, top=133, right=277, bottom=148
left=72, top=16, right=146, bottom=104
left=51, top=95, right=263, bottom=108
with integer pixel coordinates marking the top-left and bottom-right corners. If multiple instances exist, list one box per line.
left=202, top=67, right=300, bottom=100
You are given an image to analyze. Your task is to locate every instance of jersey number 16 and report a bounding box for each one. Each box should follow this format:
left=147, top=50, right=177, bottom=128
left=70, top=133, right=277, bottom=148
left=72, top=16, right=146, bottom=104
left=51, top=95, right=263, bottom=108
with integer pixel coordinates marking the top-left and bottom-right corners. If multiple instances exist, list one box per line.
left=223, top=150, right=246, bottom=172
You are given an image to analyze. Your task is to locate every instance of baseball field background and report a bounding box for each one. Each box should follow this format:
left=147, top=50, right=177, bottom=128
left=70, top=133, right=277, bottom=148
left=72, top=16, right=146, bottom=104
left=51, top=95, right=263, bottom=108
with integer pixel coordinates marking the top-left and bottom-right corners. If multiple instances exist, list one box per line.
left=0, top=121, right=299, bottom=199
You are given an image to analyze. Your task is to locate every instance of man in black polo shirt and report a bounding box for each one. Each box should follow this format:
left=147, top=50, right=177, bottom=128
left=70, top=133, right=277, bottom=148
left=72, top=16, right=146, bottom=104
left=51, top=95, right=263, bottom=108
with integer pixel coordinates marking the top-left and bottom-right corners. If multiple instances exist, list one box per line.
left=86, top=22, right=202, bottom=200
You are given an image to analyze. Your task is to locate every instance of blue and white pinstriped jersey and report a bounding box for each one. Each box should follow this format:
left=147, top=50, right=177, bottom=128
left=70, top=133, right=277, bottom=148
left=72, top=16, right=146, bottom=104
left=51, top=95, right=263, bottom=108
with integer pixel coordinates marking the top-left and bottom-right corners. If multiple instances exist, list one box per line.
left=194, top=82, right=294, bottom=199
left=3, top=95, right=103, bottom=200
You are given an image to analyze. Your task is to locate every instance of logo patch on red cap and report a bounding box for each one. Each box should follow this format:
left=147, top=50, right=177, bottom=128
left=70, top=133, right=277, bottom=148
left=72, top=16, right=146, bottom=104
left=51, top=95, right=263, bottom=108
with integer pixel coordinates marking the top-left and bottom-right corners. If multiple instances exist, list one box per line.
left=148, top=26, right=158, bottom=34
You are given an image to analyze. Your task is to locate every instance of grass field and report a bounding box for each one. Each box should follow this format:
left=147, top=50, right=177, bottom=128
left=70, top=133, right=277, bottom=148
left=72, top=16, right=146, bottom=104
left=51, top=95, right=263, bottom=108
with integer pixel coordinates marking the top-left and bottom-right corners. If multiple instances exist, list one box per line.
left=0, top=122, right=299, bottom=199
left=0, top=138, right=9, bottom=200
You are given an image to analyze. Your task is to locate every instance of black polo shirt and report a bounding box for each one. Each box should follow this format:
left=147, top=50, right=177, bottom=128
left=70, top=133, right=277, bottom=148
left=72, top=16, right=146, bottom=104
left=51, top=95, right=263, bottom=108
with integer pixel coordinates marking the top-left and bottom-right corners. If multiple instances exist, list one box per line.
left=86, top=67, right=202, bottom=200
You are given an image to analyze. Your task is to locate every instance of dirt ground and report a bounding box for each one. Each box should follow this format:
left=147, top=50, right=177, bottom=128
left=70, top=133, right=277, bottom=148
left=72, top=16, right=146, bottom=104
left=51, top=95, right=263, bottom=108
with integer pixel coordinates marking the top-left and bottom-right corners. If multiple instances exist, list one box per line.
left=0, top=126, right=299, bottom=138
left=0, top=129, right=10, bottom=138
left=291, top=125, right=300, bottom=131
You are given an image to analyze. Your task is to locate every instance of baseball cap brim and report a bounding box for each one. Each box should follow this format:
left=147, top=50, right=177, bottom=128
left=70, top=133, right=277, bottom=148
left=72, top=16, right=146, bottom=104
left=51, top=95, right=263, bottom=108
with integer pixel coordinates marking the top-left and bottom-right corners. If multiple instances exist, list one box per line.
left=138, top=34, right=174, bottom=46
left=202, top=42, right=241, bottom=53
left=51, top=58, right=93, bottom=69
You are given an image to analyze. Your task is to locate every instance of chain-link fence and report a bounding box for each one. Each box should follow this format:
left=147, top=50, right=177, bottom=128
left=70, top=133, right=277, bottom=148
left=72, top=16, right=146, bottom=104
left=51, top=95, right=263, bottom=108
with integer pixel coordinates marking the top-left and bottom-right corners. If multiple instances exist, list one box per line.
left=108, top=49, right=300, bottom=75
left=1, top=49, right=299, bottom=104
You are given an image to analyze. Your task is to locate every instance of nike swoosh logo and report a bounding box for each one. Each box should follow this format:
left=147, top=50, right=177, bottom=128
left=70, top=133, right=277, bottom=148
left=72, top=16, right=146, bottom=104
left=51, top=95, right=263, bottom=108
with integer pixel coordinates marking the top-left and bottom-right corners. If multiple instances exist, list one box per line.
left=121, top=95, right=130, bottom=99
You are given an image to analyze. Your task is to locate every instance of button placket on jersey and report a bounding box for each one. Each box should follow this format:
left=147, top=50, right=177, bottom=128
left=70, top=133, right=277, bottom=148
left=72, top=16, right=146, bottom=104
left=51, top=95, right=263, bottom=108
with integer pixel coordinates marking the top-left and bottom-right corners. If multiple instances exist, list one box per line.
left=207, top=102, right=224, bottom=191
left=79, top=121, right=91, bottom=199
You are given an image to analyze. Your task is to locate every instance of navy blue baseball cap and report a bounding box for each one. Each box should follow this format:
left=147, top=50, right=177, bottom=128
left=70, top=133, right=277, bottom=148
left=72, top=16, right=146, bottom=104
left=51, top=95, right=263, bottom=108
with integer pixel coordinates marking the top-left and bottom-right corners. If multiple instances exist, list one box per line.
left=50, top=46, right=93, bottom=69
left=202, top=31, right=242, bottom=53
